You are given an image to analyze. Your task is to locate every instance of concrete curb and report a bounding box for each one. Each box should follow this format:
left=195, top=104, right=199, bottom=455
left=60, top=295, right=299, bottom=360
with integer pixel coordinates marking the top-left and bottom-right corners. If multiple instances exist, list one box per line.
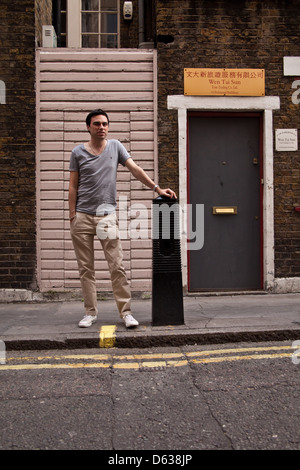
left=4, top=326, right=300, bottom=351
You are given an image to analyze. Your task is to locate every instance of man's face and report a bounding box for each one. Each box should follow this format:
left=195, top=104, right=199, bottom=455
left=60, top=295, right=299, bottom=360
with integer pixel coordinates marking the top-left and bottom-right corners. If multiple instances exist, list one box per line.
left=88, top=114, right=109, bottom=139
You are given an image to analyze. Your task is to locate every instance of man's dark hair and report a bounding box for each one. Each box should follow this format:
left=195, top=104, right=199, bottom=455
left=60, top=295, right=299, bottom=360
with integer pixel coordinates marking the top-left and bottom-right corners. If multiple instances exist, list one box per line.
left=86, top=109, right=110, bottom=126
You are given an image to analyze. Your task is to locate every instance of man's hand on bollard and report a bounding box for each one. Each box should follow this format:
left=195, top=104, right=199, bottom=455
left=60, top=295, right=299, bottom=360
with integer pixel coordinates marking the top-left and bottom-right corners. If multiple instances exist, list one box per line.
left=156, top=187, right=177, bottom=199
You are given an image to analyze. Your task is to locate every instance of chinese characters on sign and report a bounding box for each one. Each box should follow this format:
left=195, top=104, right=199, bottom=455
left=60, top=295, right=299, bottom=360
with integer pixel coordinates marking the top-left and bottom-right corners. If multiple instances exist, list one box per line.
left=184, top=68, right=265, bottom=96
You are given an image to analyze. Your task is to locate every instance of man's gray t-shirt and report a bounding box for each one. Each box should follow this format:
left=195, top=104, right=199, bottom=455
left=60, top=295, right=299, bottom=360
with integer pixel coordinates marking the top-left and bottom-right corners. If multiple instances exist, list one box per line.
left=69, top=139, right=131, bottom=215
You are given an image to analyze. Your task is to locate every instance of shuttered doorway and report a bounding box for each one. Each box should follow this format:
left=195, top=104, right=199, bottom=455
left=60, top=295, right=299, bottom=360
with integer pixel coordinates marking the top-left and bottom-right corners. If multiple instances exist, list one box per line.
left=36, top=49, right=156, bottom=293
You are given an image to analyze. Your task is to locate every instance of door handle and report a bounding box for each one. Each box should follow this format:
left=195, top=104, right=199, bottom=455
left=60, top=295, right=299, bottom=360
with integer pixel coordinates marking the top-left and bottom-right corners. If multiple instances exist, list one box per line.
left=212, top=206, right=237, bottom=215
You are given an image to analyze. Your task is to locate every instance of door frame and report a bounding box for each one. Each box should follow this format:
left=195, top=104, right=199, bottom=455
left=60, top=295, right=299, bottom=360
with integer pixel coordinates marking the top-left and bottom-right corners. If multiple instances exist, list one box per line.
left=167, top=95, right=280, bottom=293
left=187, top=111, right=264, bottom=291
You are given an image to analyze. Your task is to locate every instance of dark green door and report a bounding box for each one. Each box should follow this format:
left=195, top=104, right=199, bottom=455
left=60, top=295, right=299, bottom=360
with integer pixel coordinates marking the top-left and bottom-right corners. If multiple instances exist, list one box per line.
left=188, top=113, right=262, bottom=291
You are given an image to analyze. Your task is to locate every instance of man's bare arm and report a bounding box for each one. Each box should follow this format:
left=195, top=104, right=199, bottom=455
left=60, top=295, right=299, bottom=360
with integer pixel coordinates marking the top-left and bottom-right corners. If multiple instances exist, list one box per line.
left=125, top=158, right=177, bottom=199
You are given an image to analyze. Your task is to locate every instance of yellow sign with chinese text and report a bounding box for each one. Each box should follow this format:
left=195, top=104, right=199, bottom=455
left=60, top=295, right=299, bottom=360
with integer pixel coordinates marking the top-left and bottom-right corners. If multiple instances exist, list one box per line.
left=184, top=69, right=265, bottom=96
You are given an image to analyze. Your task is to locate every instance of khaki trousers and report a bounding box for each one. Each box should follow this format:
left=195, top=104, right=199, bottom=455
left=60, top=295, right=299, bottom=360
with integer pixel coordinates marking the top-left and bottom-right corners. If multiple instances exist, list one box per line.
left=70, top=211, right=131, bottom=317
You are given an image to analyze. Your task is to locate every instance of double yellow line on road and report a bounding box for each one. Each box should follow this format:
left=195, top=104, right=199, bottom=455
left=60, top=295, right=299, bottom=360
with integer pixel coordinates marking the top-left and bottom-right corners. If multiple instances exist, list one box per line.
left=0, top=344, right=298, bottom=371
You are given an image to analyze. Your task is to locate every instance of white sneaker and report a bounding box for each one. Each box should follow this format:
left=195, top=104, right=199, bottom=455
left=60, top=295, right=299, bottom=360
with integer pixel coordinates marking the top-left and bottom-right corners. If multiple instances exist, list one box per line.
left=124, top=314, right=139, bottom=328
left=78, top=315, right=97, bottom=328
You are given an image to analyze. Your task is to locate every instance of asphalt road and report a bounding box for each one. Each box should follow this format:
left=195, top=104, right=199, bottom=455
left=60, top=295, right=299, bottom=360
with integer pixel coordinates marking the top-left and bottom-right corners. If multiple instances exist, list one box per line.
left=1, top=340, right=300, bottom=454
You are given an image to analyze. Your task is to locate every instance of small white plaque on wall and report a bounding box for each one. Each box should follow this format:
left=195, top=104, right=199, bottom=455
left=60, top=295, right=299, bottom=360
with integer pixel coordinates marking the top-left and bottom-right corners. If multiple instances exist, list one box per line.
left=275, top=129, right=298, bottom=151
left=283, top=57, right=300, bottom=76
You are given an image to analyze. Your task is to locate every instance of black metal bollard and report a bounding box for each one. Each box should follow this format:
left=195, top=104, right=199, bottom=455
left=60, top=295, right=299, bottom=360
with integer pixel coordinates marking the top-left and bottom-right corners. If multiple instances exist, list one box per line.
left=151, top=196, right=184, bottom=326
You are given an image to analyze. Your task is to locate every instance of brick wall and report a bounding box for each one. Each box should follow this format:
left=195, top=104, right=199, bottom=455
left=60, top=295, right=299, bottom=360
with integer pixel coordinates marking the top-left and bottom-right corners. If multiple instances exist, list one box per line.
left=1, top=0, right=299, bottom=290
left=155, top=0, right=300, bottom=278
left=0, top=0, right=51, bottom=289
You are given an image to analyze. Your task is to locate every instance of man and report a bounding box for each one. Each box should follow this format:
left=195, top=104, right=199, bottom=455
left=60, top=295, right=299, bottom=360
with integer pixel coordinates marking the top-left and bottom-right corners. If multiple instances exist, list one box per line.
left=69, top=109, right=176, bottom=328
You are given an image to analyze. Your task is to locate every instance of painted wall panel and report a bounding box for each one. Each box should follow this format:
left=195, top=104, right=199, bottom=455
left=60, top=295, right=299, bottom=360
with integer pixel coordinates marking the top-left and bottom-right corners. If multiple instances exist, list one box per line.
left=36, top=49, right=156, bottom=293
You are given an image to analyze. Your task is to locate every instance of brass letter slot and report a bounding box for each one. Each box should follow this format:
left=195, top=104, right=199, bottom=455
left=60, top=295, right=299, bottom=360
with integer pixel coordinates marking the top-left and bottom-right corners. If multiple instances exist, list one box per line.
left=213, top=206, right=237, bottom=215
